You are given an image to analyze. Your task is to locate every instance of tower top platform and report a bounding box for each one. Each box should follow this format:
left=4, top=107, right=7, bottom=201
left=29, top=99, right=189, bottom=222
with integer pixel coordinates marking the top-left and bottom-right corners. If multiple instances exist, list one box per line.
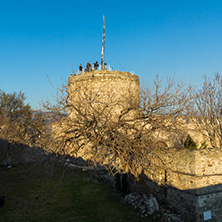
left=69, top=70, right=139, bottom=84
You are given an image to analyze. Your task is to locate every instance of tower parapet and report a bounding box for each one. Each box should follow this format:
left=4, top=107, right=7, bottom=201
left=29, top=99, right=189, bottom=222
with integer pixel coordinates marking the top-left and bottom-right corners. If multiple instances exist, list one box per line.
left=69, top=70, right=139, bottom=85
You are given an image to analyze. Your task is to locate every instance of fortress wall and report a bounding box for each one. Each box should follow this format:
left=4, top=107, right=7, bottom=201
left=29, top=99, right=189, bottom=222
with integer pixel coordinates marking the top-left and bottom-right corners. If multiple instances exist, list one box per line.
left=67, top=69, right=222, bottom=220
left=144, top=147, right=222, bottom=191
left=144, top=148, right=222, bottom=221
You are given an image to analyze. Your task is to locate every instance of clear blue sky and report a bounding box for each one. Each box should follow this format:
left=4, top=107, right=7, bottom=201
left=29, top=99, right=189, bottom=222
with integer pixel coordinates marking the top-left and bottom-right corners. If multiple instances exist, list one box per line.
left=1, top=0, right=222, bottom=109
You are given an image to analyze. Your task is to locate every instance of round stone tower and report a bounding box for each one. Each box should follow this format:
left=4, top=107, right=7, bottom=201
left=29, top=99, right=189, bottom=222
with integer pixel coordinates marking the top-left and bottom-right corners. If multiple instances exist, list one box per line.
left=68, top=69, right=140, bottom=117
left=68, top=17, right=139, bottom=117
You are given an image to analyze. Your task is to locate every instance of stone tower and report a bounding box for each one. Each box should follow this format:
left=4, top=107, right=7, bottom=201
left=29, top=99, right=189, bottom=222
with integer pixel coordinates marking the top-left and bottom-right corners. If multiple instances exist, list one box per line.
left=68, top=16, right=139, bottom=117
left=68, top=69, right=140, bottom=117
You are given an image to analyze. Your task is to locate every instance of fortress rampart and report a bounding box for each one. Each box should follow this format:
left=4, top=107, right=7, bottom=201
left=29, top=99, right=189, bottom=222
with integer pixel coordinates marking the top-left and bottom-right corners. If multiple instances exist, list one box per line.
left=66, top=68, right=222, bottom=221
left=143, top=147, right=222, bottom=221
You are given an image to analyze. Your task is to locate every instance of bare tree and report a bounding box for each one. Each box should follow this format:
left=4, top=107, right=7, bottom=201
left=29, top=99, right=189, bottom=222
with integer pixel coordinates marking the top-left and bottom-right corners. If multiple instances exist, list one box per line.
left=42, top=75, right=193, bottom=178
left=190, top=73, right=222, bottom=148
left=140, top=75, right=193, bottom=144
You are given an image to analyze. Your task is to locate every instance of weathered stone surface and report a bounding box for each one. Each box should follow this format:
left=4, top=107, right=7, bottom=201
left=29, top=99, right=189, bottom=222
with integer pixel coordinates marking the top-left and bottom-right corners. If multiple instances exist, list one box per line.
left=68, top=70, right=140, bottom=118
left=143, top=148, right=222, bottom=221
left=122, top=192, right=159, bottom=216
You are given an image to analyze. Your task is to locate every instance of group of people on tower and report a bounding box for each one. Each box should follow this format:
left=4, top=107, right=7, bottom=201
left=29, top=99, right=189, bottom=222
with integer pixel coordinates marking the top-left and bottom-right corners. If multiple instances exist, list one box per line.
left=78, top=61, right=108, bottom=73
left=79, top=61, right=100, bottom=73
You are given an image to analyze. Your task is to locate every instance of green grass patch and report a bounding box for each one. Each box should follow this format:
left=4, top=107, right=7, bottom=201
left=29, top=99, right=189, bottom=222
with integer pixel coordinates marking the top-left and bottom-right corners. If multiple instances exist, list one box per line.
left=0, top=164, right=154, bottom=222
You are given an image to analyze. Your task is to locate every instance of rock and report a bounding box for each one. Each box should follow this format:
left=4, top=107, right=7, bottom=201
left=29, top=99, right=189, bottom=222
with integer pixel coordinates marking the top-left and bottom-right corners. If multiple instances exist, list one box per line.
left=123, top=192, right=159, bottom=216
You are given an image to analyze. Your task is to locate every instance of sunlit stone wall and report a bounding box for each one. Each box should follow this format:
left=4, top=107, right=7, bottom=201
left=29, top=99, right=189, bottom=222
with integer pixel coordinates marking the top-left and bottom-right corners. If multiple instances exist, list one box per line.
left=144, top=147, right=222, bottom=221
left=68, top=70, right=140, bottom=117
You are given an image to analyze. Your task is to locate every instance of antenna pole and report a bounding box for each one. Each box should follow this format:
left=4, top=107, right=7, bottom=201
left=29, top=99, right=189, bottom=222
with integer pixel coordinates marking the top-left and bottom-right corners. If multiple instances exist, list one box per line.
left=101, top=15, right=105, bottom=70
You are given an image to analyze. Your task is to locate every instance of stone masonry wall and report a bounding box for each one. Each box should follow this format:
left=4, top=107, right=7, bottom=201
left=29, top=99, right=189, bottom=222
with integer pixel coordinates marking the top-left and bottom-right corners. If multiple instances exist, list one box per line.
left=68, top=70, right=140, bottom=116
left=144, top=148, right=222, bottom=221
left=67, top=69, right=222, bottom=221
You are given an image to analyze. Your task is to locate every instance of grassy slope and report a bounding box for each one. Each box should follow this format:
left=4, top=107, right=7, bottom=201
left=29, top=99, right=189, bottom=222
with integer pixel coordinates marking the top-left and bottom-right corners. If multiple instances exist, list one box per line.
left=0, top=164, right=155, bottom=222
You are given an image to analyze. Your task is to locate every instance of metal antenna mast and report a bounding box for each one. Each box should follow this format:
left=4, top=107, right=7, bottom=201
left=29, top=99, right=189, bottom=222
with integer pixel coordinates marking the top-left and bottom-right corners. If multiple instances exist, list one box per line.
left=101, top=15, right=105, bottom=70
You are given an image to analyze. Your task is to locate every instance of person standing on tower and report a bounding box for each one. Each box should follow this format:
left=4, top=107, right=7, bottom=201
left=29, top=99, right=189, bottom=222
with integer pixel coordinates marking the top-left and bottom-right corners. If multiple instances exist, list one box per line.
left=79, top=64, right=83, bottom=72
left=86, top=62, right=92, bottom=72
left=94, top=61, right=99, bottom=70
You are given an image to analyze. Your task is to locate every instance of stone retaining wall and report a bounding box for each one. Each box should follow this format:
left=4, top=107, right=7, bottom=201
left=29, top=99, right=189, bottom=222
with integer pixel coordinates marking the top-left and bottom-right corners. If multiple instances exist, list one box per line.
left=0, top=140, right=45, bottom=165
left=144, top=147, right=222, bottom=221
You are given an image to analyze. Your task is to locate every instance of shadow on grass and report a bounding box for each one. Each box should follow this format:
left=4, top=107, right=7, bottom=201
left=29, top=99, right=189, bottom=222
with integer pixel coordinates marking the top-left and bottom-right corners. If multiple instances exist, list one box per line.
left=0, top=163, right=158, bottom=222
